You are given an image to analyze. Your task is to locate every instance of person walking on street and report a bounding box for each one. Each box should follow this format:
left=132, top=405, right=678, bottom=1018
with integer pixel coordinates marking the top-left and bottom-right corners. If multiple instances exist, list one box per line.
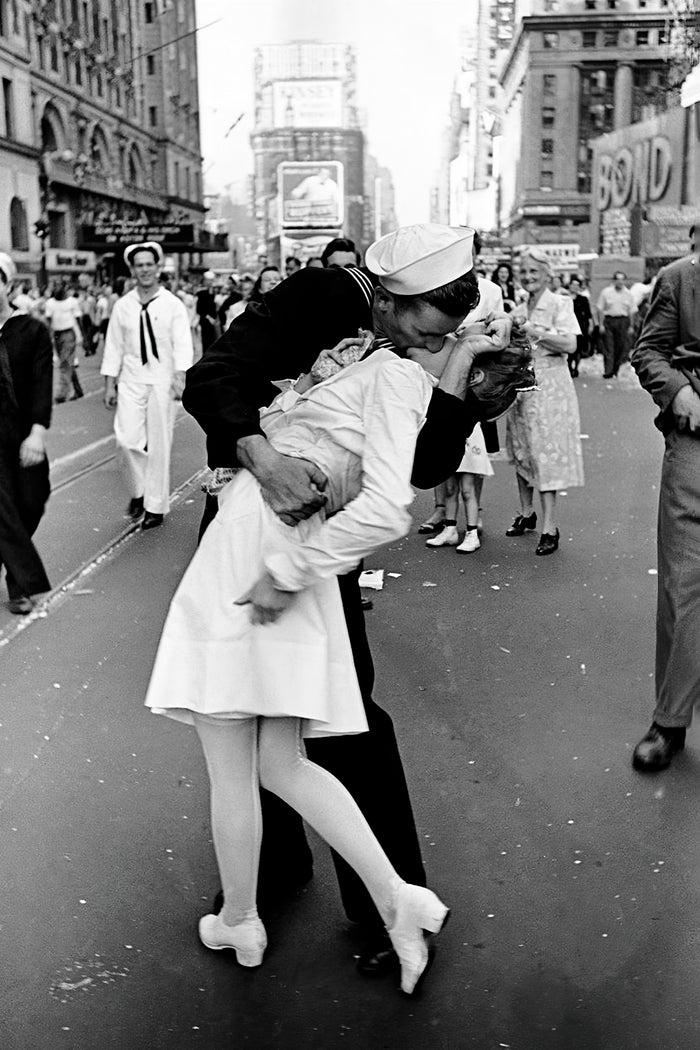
left=101, top=242, right=194, bottom=530
left=630, top=249, right=700, bottom=771
left=182, top=223, right=515, bottom=976
left=567, top=275, right=593, bottom=378
left=43, top=283, right=83, bottom=403
left=597, top=271, right=636, bottom=378
left=196, top=271, right=220, bottom=353
left=0, top=252, right=53, bottom=614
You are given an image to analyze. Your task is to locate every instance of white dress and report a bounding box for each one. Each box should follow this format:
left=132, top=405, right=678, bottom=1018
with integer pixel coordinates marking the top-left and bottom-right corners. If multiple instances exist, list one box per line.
left=145, top=348, right=436, bottom=738
left=456, top=423, right=494, bottom=476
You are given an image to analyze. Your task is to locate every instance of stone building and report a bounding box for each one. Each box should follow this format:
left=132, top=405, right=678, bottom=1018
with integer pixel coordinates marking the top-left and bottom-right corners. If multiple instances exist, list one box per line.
left=0, top=0, right=217, bottom=287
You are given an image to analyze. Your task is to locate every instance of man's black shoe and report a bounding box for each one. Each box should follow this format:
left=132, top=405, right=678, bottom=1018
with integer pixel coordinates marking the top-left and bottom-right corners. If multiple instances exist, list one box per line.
left=128, top=497, right=144, bottom=520
left=141, top=511, right=164, bottom=530
left=355, top=931, right=400, bottom=977
left=361, top=596, right=373, bottom=611
left=632, top=723, right=686, bottom=772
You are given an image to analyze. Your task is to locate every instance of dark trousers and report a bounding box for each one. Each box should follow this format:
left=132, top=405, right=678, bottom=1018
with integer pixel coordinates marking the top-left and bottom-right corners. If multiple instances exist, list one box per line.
left=199, top=494, right=426, bottom=927
left=0, top=450, right=51, bottom=600
left=653, top=429, right=700, bottom=729
left=602, top=317, right=630, bottom=376
left=54, top=330, right=83, bottom=400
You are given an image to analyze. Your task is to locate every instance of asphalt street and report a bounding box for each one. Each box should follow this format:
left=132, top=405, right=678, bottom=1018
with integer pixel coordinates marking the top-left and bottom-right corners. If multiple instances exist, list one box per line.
left=0, top=354, right=698, bottom=1050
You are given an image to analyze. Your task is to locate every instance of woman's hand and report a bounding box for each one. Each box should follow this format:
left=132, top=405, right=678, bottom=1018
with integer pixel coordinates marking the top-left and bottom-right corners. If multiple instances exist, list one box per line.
left=19, top=426, right=46, bottom=467
left=234, top=571, right=296, bottom=625
left=309, top=330, right=372, bottom=383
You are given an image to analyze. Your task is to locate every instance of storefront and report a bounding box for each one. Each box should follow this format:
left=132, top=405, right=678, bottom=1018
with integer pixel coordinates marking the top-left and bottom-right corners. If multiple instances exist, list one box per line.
left=590, top=102, right=700, bottom=274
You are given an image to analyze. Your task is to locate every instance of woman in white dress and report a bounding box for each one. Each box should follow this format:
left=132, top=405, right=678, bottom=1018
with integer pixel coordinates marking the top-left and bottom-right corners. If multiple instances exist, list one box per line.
left=145, top=335, right=466, bottom=994
left=505, top=247, right=584, bottom=555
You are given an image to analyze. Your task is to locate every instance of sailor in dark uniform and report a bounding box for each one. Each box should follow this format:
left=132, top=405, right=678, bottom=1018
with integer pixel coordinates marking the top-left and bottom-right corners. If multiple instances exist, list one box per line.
left=0, top=253, right=53, bottom=614
left=183, top=224, right=513, bottom=972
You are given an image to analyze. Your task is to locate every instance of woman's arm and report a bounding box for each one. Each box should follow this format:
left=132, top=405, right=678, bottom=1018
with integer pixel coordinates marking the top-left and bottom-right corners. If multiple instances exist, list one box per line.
left=263, top=358, right=433, bottom=593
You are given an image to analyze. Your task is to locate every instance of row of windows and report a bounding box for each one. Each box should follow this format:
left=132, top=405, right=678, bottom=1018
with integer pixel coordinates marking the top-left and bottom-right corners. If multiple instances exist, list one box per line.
left=544, top=27, right=668, bottom=49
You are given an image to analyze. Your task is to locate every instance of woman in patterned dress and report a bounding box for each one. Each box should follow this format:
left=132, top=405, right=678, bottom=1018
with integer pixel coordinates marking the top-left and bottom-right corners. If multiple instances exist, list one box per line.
left=505, top=247, right=584, bottom=556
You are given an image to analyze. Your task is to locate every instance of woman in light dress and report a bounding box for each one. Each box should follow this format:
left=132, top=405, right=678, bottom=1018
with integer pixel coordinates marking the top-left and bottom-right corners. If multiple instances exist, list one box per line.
left=144, top=334, right=464, bottom=995
left=505, top=247, right=584, bottom=556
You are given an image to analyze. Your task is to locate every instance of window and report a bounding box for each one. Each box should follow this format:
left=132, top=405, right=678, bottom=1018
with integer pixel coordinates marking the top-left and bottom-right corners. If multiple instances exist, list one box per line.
left=2, top=77, right=13, bottom=139
left=604, top=30, right=618, bottom=47
left=488, top=86, right=496, bottom=99
left=658, top=29, right=667, bottom=44
left=75, top=56, right=82, bottom=85
left=174, top=160, right=180, bottom=196
left=541, top=138, right=554, bottom=158
left=542, top=106, right=555, bottom=127
left=607, top=0, right=618, bottom=8
left=636, top=30, right=649, bottom=46
left=149, top=105, right=157, bottom=126
left=540, top=170, right=554, bottom=189
left=543, top=0, right=558, bottom=10
left=583, top=30, right=597, bottom=48
left=147, top=54, right=155, bottom=74
left=585, top=0, right=596, bottom=7
left=10, top=197, right=28, bottom=250
left=145, top=2, right=153, bottom=23
left=543, top=32, right=559, bottom=49
left=543, top=73, right=557, bottom=95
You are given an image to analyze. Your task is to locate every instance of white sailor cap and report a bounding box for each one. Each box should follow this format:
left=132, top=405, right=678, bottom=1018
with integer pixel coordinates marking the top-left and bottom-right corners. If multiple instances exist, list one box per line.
left=0, top=252, right=17, bottom=284
left=365, top=224, right=474, bottom=295
left=123, top=241, right=164, bottom=267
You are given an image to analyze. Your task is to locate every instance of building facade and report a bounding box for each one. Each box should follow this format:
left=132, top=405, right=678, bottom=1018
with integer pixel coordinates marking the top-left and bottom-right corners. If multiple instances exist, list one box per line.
left=499, top=0, right=693, bottom=250
left=0, top=0, right=216, bottom=287
left=251, top=41, right=368, bottom=263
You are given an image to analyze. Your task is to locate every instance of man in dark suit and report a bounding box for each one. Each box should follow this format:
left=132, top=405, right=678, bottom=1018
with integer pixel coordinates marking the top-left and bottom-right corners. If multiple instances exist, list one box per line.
left=0, top=253, right=53, bottom=614
left=630, top=250, right=700, bottom=770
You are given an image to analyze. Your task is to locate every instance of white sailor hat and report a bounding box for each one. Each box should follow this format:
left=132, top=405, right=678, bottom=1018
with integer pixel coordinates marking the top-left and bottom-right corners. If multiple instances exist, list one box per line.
left=123, top=241, right=164, bottom=267
left=0, top=252, right=17, bottom=284
left=365, top=224, right=474, bottom=295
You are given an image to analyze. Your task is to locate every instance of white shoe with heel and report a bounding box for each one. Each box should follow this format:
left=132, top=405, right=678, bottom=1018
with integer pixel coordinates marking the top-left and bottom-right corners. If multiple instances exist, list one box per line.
left=386, top=883, right=450, bottom=995
left=198, top=912, right=267, bottom=967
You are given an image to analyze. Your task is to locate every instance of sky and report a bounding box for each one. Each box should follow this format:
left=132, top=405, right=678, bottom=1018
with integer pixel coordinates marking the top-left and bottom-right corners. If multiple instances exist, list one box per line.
left=195, top=0, right=478, bottom=224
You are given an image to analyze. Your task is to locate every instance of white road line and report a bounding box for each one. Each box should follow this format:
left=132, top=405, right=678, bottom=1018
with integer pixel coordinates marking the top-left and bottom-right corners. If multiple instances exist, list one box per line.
left=52, top=434, right=115, bottom=469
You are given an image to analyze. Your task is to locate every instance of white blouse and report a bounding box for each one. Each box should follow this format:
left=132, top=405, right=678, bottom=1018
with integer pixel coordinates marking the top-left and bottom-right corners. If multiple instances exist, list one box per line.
left=246, top=347, right=437, bottom=592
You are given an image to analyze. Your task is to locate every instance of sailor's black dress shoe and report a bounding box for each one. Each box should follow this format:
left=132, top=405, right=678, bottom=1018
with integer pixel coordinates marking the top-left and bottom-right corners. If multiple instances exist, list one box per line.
left=355, top=931, right=400, bottom=977
left=128, top=496, right=144, bottom=520
left=141, top=511, right=164, bottom=530
left=632, top=723, right=686, bottom=772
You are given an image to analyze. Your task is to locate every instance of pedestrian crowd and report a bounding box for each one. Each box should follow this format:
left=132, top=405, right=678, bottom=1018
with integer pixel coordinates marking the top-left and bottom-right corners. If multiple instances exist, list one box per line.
left=0, top=216, right=697, bottom=1003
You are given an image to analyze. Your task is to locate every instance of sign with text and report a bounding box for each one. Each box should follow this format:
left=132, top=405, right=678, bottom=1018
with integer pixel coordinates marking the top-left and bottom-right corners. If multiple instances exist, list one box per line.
left=279, top=162, right=344, bottom=229
left=47, top=249, right=97, bottom=272
left=513, top=243, right=580, bottom=272
left=79, top=222, right=195, bottom=248
left=271, top=79, right=343, bottom=128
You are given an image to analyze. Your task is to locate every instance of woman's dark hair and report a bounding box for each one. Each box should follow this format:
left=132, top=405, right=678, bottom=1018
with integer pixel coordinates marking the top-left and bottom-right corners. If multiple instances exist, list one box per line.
left=53, top=283, right=67, bottom=301
left=391, top=268, right=480, bottom=318
left=321, top=237, right=358, bottom=267
left=491, top=263, right=514, bottom=284
left=249, top=266, right=280, bottom=303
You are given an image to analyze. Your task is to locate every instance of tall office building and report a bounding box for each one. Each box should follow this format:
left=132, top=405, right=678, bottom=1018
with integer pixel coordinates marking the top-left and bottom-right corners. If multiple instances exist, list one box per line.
left=499, top=0, right=694, bottom=249
left=251, top=42, right=366, bottom=262
left=1, top=0, right=214, bottom=285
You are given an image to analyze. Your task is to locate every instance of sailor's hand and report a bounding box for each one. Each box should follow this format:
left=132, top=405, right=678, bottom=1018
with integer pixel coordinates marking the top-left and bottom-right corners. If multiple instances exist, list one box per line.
left=237, top=437, right=327, bottom=525
left=234, top=571, right=295, bottom=625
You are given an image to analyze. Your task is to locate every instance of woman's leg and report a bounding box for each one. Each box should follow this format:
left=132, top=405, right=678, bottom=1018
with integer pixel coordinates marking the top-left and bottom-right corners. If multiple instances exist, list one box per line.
left=516, top=472, right=535, bottom=516
left=419, top=484, right=447, bottom=530
left=193, top=715, right=262, bottom=926
left=258, top=717, right=448, bottom=993
left=540, top=489, right=557, bottom=534
left=259, top=717, right=398, bottom=924
left=459, top=473, right=479, bottom=529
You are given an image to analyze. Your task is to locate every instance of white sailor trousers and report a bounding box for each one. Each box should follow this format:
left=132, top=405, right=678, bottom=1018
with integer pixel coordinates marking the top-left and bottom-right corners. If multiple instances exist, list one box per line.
left=114, top=375, right=177, bottom=515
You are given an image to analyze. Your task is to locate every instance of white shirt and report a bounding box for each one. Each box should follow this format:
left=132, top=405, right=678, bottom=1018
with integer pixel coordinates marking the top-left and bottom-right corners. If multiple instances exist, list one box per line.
left=253, top=348, right=436, bottom=592
left=101, top=287, right=194, bottom=384
left=597, top=285, right=636, bottom=318
left=44, top=295, right=82, bottom=332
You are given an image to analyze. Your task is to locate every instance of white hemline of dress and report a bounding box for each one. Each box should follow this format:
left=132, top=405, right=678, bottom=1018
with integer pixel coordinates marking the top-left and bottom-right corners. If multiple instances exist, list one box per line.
left=144, top=471, right=368, bottom=739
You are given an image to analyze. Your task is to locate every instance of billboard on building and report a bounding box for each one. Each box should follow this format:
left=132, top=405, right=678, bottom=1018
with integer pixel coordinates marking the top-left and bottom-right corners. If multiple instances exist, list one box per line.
left=279, top=161, right=344, bottom=228
left=271, top=80, right=343, bottom=127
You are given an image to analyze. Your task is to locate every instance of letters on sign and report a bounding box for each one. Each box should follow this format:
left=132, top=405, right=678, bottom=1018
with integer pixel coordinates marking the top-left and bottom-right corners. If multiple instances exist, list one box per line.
left=596, top=136, right=672, bottom=211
